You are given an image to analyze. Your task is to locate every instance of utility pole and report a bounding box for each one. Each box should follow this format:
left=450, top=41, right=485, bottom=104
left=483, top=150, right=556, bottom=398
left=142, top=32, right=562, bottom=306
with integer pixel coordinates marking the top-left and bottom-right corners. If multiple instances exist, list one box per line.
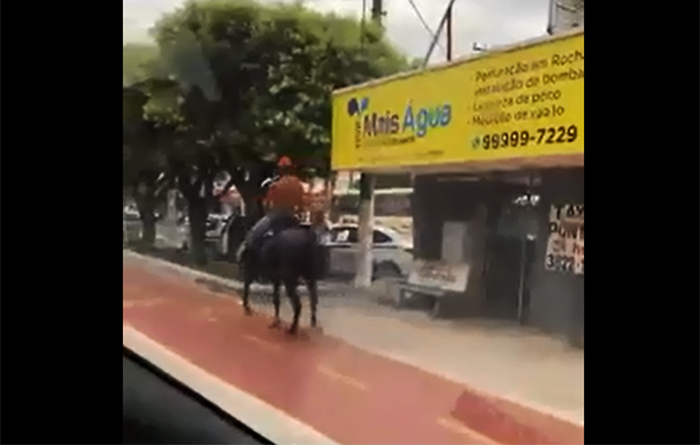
left=423, top=0, right=457, bottom=66
left=371, top=0, right=384, bottom=22
left=446, top=3, right=453, bottom=61
left=354, top=0, right=384, bottom=289
left=548, top=0, right=584, bottom=35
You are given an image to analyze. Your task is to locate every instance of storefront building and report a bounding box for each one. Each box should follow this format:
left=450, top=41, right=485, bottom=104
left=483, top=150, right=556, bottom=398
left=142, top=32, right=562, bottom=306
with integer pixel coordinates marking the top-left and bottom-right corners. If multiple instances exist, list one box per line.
left=331, top=29, right=584, bottom=347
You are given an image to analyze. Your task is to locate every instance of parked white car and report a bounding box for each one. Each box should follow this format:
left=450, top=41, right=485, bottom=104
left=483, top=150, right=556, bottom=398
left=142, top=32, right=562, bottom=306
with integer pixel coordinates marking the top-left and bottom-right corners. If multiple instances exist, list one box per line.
left=123, top=207, right=142, bottom=243
left=326, top=223, right=413, bottom=279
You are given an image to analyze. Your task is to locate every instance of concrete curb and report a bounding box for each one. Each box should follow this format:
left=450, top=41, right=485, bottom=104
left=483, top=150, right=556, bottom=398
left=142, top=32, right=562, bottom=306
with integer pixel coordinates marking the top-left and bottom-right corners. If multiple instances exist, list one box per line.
left=123, top=249, right=355, bottom=296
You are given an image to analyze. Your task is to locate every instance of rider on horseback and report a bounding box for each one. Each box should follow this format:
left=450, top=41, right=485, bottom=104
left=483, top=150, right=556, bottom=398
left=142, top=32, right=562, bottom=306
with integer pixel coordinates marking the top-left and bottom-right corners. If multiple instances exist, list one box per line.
left=238, top=156, right=305, bottom=261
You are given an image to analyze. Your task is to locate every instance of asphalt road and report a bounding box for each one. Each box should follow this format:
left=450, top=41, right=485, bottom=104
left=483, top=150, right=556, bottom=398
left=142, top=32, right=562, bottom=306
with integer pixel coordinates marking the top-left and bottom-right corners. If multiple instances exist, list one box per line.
left=125, top=262, right=585, bottom=445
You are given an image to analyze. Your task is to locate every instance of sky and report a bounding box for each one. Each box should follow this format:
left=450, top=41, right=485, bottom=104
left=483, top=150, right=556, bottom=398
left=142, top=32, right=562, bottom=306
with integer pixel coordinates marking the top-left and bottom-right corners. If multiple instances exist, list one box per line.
left=123, top=0, right=551, bottom=62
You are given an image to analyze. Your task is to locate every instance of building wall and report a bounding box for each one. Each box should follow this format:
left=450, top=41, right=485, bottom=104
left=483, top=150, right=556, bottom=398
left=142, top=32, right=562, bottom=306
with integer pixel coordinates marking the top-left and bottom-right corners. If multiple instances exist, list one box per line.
left=536, top=0, right=584, bottom=346
left=412, top=175, right=482, bottom=260
left=413, top=169, right=584, bottom=346
left=547, top=0, right=584, bottom=35
left=412, top=175, right=527, bottom=315
left=528, top=168, right=584, bottom=347
left=411, top=175, right=485, bottom=315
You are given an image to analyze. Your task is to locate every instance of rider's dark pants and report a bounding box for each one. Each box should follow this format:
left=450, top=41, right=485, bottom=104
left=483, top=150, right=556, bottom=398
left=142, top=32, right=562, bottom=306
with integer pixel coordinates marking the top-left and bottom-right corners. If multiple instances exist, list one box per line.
left=245, top=208, right=294, bottom=250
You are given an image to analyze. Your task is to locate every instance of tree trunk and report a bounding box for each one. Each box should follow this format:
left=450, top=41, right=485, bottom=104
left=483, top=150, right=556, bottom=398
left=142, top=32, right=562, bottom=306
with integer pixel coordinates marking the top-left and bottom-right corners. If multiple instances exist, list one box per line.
left=141, top=212, right=157, bottom=247
left=134, top=181, right=158, bottom=249
left=238, top=183, right=264, bottom=222
left=187, top=196, right=208, bottom=266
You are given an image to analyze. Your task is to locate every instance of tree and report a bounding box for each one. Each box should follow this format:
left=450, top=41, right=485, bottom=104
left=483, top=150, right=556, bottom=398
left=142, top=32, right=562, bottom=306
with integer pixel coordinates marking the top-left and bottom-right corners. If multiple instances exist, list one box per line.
left=407, top=57, right=424, bottom=70
left=123, top=44, right=165, bottom=86
left=123, top=85, right=171, bottom=247
left=124, top=5, right=413, bottom=263
left=144, top=0, right=409, bottom=263
left=123, top=44, right=174, bottom=248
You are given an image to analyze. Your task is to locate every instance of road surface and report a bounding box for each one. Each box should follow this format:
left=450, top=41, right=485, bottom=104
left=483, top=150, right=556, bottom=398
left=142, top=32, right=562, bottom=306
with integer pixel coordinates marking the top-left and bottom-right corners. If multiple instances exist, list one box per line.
left=123, top=259, right=583, bottom=445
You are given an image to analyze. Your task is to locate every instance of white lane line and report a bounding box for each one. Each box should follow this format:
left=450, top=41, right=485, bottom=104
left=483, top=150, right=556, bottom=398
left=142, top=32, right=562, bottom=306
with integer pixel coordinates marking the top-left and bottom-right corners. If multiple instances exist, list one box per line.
left=436, top=416, right=503, bottom=445
left=316, top=365, right=369, bottom=392
left=123, top=325, right=338, bottom=445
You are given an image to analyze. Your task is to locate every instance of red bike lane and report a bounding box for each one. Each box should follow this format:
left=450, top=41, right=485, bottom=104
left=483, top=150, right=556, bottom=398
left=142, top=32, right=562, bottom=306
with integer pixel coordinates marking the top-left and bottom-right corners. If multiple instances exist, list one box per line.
left=123, top=263, right=583, bottom=445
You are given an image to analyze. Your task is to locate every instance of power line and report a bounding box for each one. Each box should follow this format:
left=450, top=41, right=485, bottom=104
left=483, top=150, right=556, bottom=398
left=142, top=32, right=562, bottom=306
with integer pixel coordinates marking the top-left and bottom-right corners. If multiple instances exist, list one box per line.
left=405, top=0, right=446, bottom=55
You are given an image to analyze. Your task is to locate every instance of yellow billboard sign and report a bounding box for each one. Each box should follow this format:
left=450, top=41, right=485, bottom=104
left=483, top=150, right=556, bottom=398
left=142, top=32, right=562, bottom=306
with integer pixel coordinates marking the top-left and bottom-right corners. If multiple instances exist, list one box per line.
left=331, top=31, right=584, bottom=171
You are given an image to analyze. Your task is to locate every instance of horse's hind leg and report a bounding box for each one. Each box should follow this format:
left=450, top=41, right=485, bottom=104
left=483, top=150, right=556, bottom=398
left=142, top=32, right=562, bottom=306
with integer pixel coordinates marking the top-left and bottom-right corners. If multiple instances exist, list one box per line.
left=306, top=279, right=319, bottom=328
left=269, top=280, right=282, bottom=329
left=242, top=273, right=253, bottom=316
left=284, top=278, right=302, bottom=335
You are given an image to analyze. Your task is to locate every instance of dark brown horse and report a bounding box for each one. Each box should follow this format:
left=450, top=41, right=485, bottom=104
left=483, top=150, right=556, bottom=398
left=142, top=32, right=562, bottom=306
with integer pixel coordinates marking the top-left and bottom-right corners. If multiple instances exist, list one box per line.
left=240, top=220, right=322, bottom=335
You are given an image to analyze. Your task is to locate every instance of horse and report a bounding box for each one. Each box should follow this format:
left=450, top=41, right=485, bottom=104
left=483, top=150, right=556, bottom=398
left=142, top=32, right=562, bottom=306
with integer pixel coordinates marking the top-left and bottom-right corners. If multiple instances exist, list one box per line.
left=239, top=216, right=323, bottom=335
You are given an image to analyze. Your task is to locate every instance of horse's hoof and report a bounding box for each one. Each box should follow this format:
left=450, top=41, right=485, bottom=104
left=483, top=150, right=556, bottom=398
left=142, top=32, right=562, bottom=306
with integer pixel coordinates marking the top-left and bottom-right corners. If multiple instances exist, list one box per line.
left=286, top=327, right=298, bottom=336
left=269, top=320, right=281, bottom=329
left=244, top=307, right=253, bottom=316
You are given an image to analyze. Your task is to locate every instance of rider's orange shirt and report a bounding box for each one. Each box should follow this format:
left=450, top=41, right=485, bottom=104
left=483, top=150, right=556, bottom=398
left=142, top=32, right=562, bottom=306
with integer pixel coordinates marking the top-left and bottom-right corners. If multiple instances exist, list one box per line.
left=266, top=175, right=306, bottom=212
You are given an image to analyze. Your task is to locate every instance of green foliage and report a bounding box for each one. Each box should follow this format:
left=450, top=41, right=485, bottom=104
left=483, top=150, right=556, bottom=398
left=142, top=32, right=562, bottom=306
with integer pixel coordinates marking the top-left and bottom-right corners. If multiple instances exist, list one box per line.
left=407, top=57, right=425, bottom=70
left=123, top=0, right=409, bottom=261
left=149, top=0, right=409, bottom=176
left=123, top=44, right=165, bottom=86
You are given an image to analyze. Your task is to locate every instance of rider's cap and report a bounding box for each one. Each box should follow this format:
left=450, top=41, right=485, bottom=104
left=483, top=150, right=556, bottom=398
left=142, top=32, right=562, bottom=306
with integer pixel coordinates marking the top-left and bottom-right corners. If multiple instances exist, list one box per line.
left=277, top=156, right=293, bottom=167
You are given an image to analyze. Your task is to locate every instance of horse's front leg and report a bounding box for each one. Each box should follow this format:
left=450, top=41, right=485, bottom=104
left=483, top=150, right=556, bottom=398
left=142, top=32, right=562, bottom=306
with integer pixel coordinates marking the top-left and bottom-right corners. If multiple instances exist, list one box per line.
left=269, top=280, right=282, bottom=329
left=284, top=279, right=302, bottom=335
